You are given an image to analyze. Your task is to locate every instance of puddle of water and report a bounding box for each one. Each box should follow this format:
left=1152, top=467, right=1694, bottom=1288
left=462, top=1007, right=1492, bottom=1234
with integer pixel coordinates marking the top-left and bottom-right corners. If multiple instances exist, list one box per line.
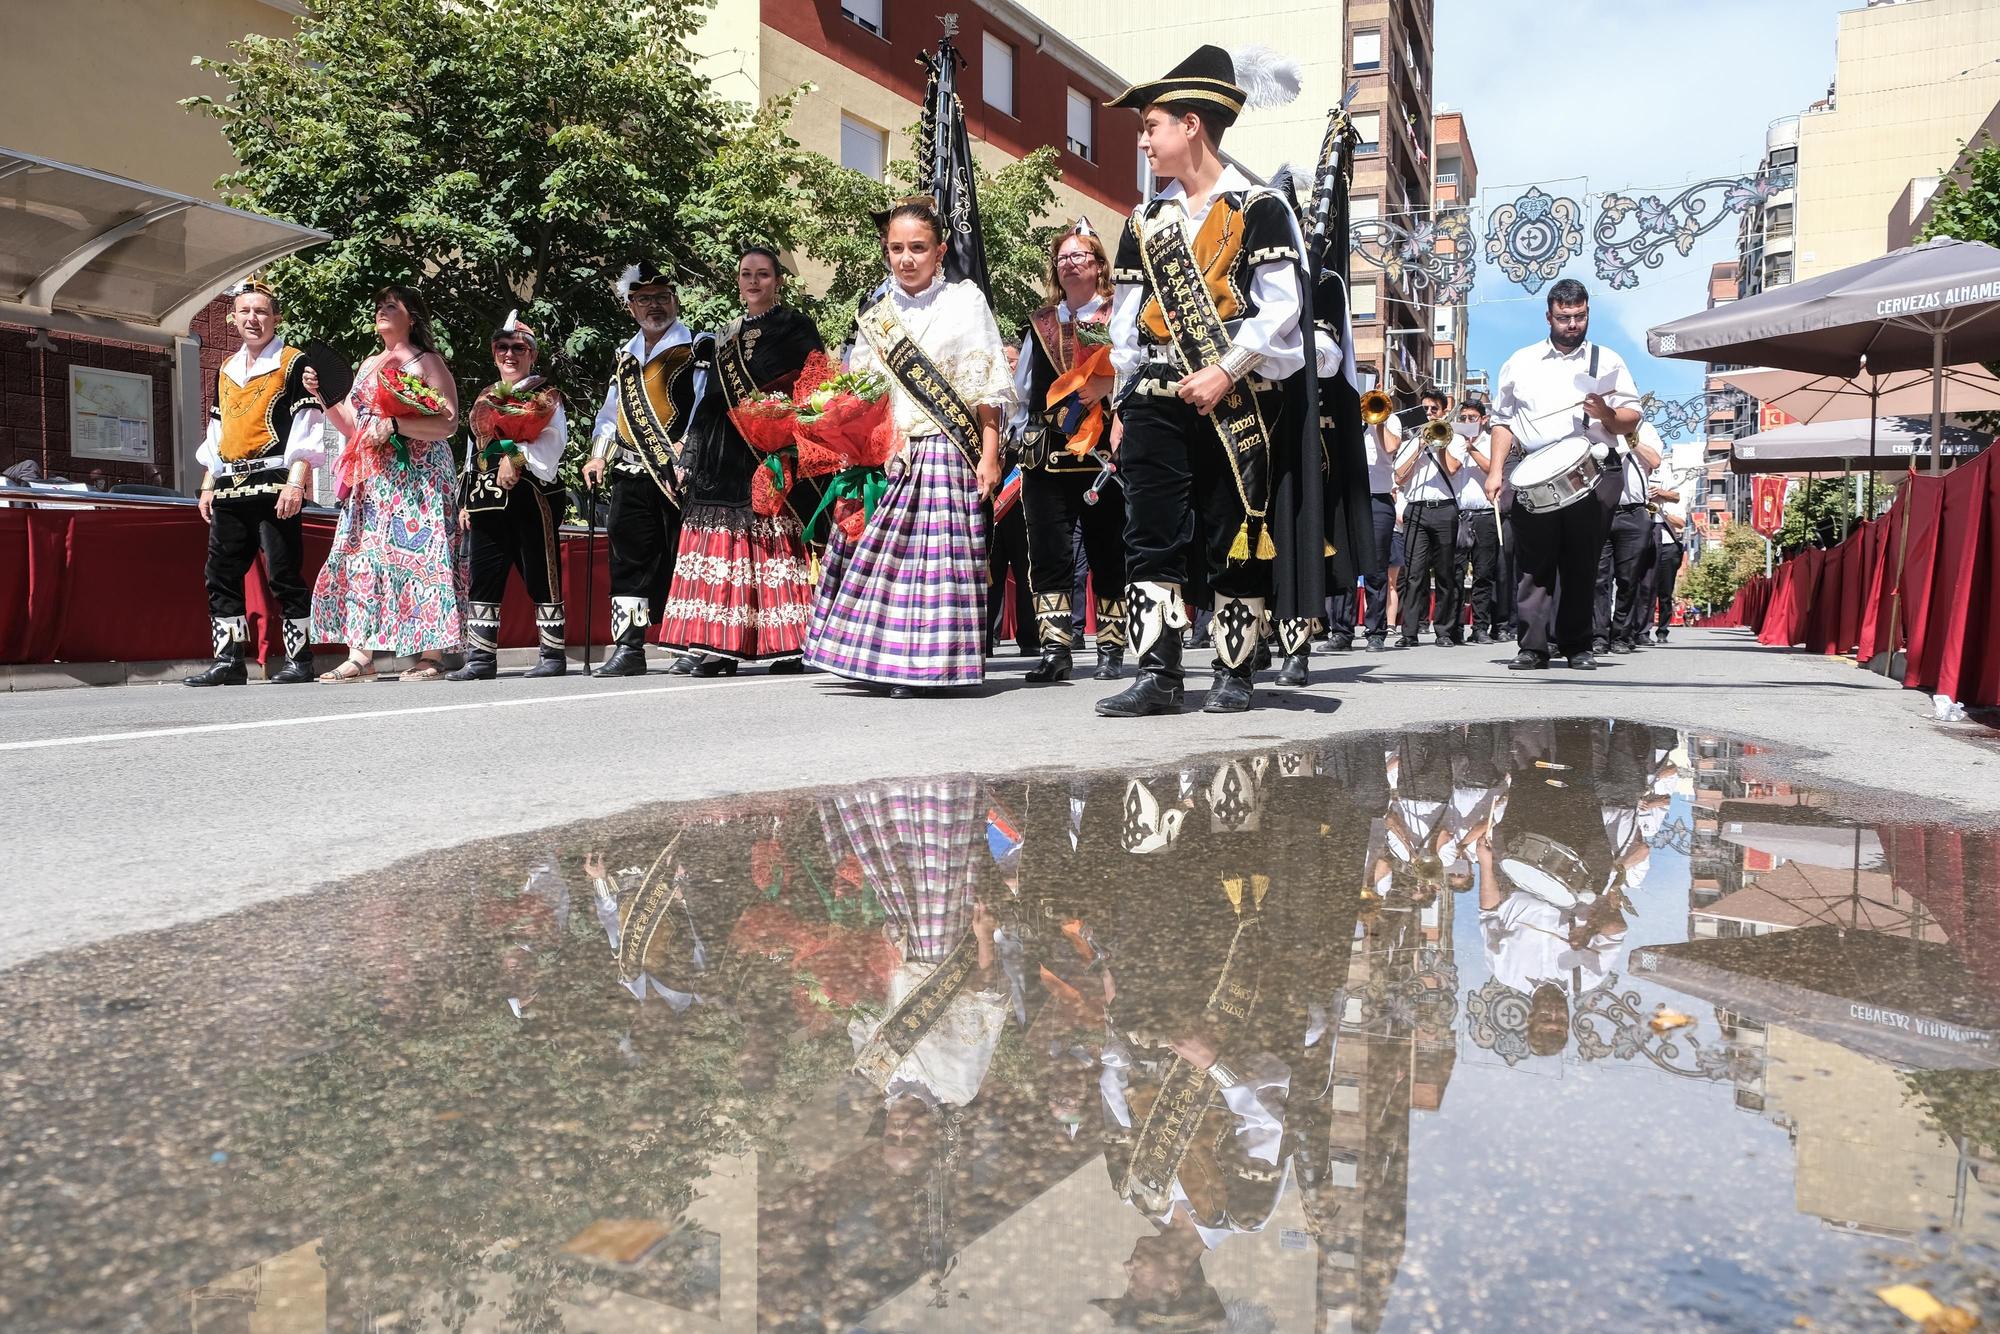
left=5, top=720, right=2000, bottom=1332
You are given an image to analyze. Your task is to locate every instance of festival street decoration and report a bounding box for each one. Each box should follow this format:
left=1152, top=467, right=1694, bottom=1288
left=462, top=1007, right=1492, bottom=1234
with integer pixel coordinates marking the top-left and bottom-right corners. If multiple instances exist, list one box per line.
left=1481, top=186, right=1586, bottom=295
left=1351, top=211, right=1478, bottom=302
left=1593, top=169, right=1793, bottom=291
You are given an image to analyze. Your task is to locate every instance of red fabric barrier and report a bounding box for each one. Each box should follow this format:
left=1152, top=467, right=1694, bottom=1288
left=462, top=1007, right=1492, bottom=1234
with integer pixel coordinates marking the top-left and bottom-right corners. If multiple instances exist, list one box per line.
left=1910, top=448, right=1998, bottom=705
left=1883, top=823, right=2000, bottom=1002
left=1894, top=473, right=1953, bottom=693
left=2, top=503, right=619, bottom=665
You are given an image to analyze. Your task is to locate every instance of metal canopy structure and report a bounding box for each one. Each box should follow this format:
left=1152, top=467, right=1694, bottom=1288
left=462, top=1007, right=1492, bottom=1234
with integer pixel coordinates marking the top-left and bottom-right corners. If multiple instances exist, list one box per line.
left=0, top=146, right=327, bottom=344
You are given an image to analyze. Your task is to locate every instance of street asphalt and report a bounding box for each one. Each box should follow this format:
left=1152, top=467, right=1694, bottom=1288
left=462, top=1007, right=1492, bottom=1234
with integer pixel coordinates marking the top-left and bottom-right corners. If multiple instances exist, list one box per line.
left=3, top=627, right=1994, bottom=969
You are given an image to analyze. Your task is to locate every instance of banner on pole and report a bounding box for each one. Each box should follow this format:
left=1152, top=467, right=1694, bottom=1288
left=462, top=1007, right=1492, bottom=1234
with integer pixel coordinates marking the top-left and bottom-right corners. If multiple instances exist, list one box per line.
left=1751, top=475, right=1787, bottom=537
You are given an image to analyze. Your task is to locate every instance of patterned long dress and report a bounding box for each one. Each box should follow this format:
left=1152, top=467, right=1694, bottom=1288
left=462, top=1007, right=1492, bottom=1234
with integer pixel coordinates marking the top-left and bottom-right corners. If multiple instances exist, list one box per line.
left=658, top=304, right=823, bottom=662
left=803, top=275, right=1019, bottom=686
left=310, top=359, right=465, bottom=654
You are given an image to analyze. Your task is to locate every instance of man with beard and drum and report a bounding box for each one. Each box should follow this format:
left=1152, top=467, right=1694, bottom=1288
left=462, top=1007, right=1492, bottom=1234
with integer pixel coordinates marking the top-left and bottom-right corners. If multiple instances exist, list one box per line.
left=1454, top=397, right=1505, bottom=645
left=1394, top=387, right=1462, bottom=647
left=185, top=278, right=328, bottom=687
left=1485, top=279, right=1641, bottom=671
left=448, top=312, right=570, bottom=681
left=583, top=259, right=702, bottom=677
left=1010, top=219, right=1128, bottom=683
left=1096, top=44, right=1318, bottom=718
left=1590, top=417, right=1664, bottom=656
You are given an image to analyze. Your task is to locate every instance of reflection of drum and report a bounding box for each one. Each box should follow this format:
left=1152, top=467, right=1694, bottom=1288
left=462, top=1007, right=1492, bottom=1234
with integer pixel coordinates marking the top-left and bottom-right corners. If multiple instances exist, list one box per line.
left=1509, top=439, right=1604, bottom=514
left=1499, top=832, right=1594, bottom=909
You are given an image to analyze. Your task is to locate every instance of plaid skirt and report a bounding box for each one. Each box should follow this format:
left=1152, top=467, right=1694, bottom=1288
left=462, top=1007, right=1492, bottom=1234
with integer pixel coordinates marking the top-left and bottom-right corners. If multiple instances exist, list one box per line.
left=658, top=502, right=814, bottom=660
left=803, top=435, right=988, bottom=686
left=822, top=779, right=983, bottom=963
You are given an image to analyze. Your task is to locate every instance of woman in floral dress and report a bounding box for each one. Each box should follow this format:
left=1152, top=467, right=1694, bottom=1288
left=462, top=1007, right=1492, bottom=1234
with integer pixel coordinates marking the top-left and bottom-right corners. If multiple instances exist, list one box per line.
left=309, top=285, right=465, bottom=681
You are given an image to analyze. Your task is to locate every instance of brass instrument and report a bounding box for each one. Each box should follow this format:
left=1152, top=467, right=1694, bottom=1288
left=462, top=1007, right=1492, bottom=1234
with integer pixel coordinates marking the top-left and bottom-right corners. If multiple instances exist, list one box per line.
left=1360, top=389, right=1394, bottom=425
left=1421, top=418, right=1455, bottom=448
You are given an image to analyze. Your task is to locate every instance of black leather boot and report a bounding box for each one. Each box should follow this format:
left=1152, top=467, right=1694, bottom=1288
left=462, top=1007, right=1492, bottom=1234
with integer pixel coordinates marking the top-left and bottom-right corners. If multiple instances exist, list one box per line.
left=450, top=602, right=502, bottom=681
left=522, top=649, right=567, bottom=678
left=1097, top=581, right=1186, bottom=717
left=691, top=655, right=738, bottom=677
left=1026, top=644, right=1073, bottom=683
left=447, top=649, right=497, bottom=681
left=1274, top=652, right=1310, bottom=687
left=1203, top=667, right=1255, bottom=713
left=1201, top=595, right=1263, bottom=713
left=1093, top=646, right=1124, bottom=681
left=595, top=601, right=649, bottom=677
left=185, top=616, right=248, bottom=687
left=269, top=617, right=314, bottom=684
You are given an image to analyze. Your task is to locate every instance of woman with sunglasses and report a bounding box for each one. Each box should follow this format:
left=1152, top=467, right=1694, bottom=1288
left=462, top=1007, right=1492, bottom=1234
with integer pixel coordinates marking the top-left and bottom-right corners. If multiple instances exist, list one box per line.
left=448, top=312, right=571, bottom=680
left=307, top=284, right=464, bottom=682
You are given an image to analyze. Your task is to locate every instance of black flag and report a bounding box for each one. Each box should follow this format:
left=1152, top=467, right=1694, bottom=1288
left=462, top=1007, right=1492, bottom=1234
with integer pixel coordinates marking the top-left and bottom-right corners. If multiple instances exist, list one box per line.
left=917, top=19, right=990, bottom=296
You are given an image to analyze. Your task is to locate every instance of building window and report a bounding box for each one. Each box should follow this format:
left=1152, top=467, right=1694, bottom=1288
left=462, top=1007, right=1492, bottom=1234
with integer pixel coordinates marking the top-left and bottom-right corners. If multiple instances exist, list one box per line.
left=1066, top=88, right=1095, bottom=161
left=1765, top=204, right=1793, bottom=238
left=1352, top=279, right=1378, bottom=320
left=1765, top=253, right=1792, bottom=286
left=1353, top=112, right=1381, bottom=155
left=983, top=32, right=1015, bottom=117
left=1768, top=146, right=1797, bottom=169
left=1433, top=356, right=1453, bottom=385
left=841, top=0, right=884, bottom=36
left=1351, top=195, right=1380, bottom=222
left=1352, top=30, right=1382, bottom=71
left=840, top=114, right=887, bottom=182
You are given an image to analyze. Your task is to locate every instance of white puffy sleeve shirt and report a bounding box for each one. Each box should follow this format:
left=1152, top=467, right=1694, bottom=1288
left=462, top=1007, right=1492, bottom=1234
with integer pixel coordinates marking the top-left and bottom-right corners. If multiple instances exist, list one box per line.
left=849, top=275, right=1020, bottom=441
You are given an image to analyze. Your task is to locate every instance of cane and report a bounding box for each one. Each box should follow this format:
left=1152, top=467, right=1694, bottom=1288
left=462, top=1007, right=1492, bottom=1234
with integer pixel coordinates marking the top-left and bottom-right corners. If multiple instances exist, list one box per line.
left=583, top=480, right=598, bottom=674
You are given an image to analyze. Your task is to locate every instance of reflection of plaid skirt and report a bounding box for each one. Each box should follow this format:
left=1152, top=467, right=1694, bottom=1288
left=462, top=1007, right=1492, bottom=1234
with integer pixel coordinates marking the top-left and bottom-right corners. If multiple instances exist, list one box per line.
left=803, top=435, right=987, bottom=686
left=824, top=779, right=982, bottom=963
left=658, top=502, right=813, bottom=660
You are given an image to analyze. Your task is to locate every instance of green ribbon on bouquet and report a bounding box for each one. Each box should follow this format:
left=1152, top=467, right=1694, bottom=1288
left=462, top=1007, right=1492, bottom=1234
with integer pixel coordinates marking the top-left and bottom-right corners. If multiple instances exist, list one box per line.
left=805, top=464, right=889, bottom=543
left=479, top=439, right=524, bottom=466
left=760, top=446, right=796, bottom=494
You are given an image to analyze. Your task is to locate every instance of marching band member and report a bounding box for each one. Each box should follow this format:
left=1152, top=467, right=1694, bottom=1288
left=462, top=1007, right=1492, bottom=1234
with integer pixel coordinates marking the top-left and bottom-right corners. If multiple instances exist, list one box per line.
left=1323, top=398, right=1400, bottom=653
left=1644, top=461, right=1688, bottom=642
left=1485, top=279, right=1641, bottom=671
left=1394, top=387, right=1461, bottom=647
left=449, top=313, right=570, bottom=681
left=804, top=199, right=1016, bottom=698
left=184, top=279, right=327, bottom=687
left=1454, top=397, right=1503, bottom=645
left=1096, top=44, right=1309, bottom=718
left=583, top=260, right=702, bottom=678
left=1010, top=221, right=1128, bottom=683
left=1592, top=417, right=1665, bottom=655
left=658, top=246, right=824, bottom=675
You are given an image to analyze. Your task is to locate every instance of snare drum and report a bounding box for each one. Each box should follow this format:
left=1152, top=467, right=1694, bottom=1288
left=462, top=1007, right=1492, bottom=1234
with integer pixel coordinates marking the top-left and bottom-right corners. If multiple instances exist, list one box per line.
left=1498, top=831, right=1594, bottom=909
left=1509, top=439, right=1604, bottom=514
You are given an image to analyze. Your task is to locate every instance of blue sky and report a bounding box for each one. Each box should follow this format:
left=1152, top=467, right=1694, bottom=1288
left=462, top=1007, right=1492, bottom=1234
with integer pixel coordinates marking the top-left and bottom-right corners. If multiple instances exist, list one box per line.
left=1434, top=0, right=1857, bottom=402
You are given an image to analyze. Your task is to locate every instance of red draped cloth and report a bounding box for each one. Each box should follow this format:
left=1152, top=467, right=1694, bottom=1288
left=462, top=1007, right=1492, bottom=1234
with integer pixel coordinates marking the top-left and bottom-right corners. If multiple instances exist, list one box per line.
left=1883, top=823, right=2000, bottom=1002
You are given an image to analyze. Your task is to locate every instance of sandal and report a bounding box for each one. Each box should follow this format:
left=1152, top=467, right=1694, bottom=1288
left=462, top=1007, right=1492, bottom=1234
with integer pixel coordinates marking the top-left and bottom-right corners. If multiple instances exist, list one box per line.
left=318, top=657, right=376, bottom=684
left=400, top=656, right=446, bottom=682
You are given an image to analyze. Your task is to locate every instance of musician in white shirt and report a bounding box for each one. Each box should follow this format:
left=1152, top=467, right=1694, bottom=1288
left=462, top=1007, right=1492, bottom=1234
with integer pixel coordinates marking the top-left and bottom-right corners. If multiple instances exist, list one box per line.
left=1454, top=399, right=1503, bottom=644
left=1484, top=280, right=1641, bottom=670
left=1323, top=406, right=1400, bottom=652
left=1591, top=418, right=1664, bottom=654
left=1393, top=388, right=1462, bottom=646
left=1641, top=463, right=1689, bottom=642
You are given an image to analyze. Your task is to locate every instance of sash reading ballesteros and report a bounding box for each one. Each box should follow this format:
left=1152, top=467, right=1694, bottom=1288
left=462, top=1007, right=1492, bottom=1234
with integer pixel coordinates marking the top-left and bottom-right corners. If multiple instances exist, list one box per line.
left=852, top=928, right=983, bottom=1088
left=855, top=293, right=984, bottom=471
left=1134, top=205, right=1276, bottom=535
left=714, top=318, right=759, bottom=412
left=614, top=345, right=694, bottom=502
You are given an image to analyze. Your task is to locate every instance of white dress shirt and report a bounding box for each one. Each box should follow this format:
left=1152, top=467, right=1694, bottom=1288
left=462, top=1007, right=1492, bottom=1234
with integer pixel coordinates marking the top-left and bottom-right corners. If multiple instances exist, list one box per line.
left=590, top=323, right=695, bottom=452
left=1648, top=461, right=1688, bottom=544
left=1363, top=414, right=1400, bottom=494
left=1456, top=430, right=1494, bottom=509
left=1490, top=338, right=1641, bottom=455
left=1110, top=164, right=1306, bottom=395
left=196, top=338, right=329, bottom=472
left=1400, top=428, right=1455, bottom=503
left=848, top=272, right=1019, bottom=440
left=1618, top=421, right=1665, bottom=505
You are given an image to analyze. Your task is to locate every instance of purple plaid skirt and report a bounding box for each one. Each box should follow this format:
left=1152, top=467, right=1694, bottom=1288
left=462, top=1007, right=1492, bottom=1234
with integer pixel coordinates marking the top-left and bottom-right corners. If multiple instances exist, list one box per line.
left=803, top=434, right=988, bottom=686
left=823, top=779, right=982, bottom=963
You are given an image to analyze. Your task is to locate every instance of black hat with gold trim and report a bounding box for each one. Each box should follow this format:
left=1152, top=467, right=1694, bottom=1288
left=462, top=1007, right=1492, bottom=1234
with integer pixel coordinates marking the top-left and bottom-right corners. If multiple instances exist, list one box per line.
left=1105, top=44, right=1300, bottom=128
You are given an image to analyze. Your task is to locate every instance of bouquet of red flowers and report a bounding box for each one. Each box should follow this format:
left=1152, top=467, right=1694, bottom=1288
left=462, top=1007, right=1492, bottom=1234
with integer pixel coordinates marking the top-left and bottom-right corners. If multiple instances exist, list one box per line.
left=468, top=378, right=558, bottom=452
left=341, top=367, right=451, bottom=489
left=792, top=351, right=895, bottom=542
left=728, top=391, right=799, bottom=455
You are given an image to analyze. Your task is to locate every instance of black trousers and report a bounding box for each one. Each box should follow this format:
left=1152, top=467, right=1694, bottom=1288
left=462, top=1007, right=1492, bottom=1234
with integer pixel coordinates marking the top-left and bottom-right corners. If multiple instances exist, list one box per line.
left=206, top=492, right=309, bottom=619
left=1119, top=385, right=1269, bottom=601
left=1023, top=465, right=1126, bottom=637
left=1592, top=503, right=1657, bottom=647
left=606, top=470, right=682, bottom=619
left=987, top=500, right=1035, bottom=656
left=1327, top=492, right=1395, bottom=639
left=1400, top=500, right=1460, bottom=640
left=1512, top=493, right=1612, bottom=658
left=1459, top=506, right=1502, bottom=633
left=467, top=482, right=568, bottom=606
left=1647, top=539, right=1684, bottom=631
left=1495, top=511, right=1519, bottom=633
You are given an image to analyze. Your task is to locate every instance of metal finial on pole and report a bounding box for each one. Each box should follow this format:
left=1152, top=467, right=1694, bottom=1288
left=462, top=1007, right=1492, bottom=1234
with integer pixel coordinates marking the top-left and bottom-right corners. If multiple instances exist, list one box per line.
left=939, top=12, right=959, bottom=38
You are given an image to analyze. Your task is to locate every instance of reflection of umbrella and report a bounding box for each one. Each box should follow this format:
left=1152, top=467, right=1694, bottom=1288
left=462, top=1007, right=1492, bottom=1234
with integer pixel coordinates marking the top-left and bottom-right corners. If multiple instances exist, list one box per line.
left=1729, top=416, right=1991, bottom=474
left=1649, top=237, right=2000, bottom=473
left=1720, top=821, right=1884, bottom=869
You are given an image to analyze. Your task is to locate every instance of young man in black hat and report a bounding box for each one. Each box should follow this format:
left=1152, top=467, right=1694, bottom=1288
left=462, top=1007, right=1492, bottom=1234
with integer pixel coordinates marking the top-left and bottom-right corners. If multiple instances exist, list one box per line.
left=1095, top=44, right=1309, bottom=718
left=185, top=278, right=327, bottom=687
left=583, top=260, right=703, bottom=677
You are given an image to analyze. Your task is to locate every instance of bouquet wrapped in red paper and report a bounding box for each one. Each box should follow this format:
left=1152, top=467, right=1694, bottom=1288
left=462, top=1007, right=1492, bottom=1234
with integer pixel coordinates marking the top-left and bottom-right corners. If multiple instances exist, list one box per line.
left=791, top=351, right=895, bottom=542
left=341, top=366, right=452, bottom=489
left=750, top=450, right=794, bottom=517
left=728, top=391, right=799, bottom=455
left=468, top=378, right=558, bottom=453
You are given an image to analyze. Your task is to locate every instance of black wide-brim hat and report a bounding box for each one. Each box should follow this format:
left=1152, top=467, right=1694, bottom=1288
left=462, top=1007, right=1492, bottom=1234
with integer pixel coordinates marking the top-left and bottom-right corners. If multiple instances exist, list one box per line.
left=1107, top=44, right=1246, bottom=127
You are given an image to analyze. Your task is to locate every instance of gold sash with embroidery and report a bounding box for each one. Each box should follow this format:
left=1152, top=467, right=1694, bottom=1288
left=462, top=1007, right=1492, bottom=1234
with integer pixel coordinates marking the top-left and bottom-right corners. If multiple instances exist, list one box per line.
left=615, top=346, right=695, bottom=502
left=855, top=292, right=983, bottom=471
left=1135, top=203, right=1277, bottom=547
left=852, top=929, right=983, bottom=1088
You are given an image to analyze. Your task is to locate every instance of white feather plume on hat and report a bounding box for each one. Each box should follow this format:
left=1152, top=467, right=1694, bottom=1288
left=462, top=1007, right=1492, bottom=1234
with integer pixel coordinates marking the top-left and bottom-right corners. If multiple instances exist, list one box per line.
left=1229, top=45, right=1302, bottom=110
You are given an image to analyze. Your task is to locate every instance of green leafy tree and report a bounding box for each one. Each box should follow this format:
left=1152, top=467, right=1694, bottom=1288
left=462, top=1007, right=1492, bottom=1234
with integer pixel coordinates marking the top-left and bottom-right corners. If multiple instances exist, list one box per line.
left=1919, top=132, right=2000, bottom=248
left=1680, top=522, right=1767, bottom=610
left=1775, top=475, right=1863, bottom=553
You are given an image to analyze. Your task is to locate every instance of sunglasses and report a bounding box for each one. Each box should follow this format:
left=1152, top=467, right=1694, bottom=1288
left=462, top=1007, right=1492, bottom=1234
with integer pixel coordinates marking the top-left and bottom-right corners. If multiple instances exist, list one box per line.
left=492, top=341, right=534, bottom=355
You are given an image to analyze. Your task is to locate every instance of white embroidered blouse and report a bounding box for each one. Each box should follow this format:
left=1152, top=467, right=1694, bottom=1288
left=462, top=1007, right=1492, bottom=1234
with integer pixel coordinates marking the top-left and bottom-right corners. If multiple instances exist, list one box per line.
left=848, top=272, right=1021, bottom=441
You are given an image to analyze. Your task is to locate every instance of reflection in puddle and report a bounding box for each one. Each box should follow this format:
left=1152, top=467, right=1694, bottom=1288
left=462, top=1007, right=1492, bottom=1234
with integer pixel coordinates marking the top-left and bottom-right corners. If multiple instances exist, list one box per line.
left=5, top=721, right=2000, bottom=1332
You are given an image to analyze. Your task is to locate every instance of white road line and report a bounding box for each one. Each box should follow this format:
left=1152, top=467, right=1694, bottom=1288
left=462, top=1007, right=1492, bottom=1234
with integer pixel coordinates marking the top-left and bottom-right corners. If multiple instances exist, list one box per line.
left=0, top=677, right=800, bottom=753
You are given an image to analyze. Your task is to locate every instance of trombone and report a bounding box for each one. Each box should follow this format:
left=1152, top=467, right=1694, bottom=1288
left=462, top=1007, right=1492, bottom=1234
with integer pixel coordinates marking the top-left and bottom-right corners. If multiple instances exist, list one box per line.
left=1360, top=388, right=1394, bottom=426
